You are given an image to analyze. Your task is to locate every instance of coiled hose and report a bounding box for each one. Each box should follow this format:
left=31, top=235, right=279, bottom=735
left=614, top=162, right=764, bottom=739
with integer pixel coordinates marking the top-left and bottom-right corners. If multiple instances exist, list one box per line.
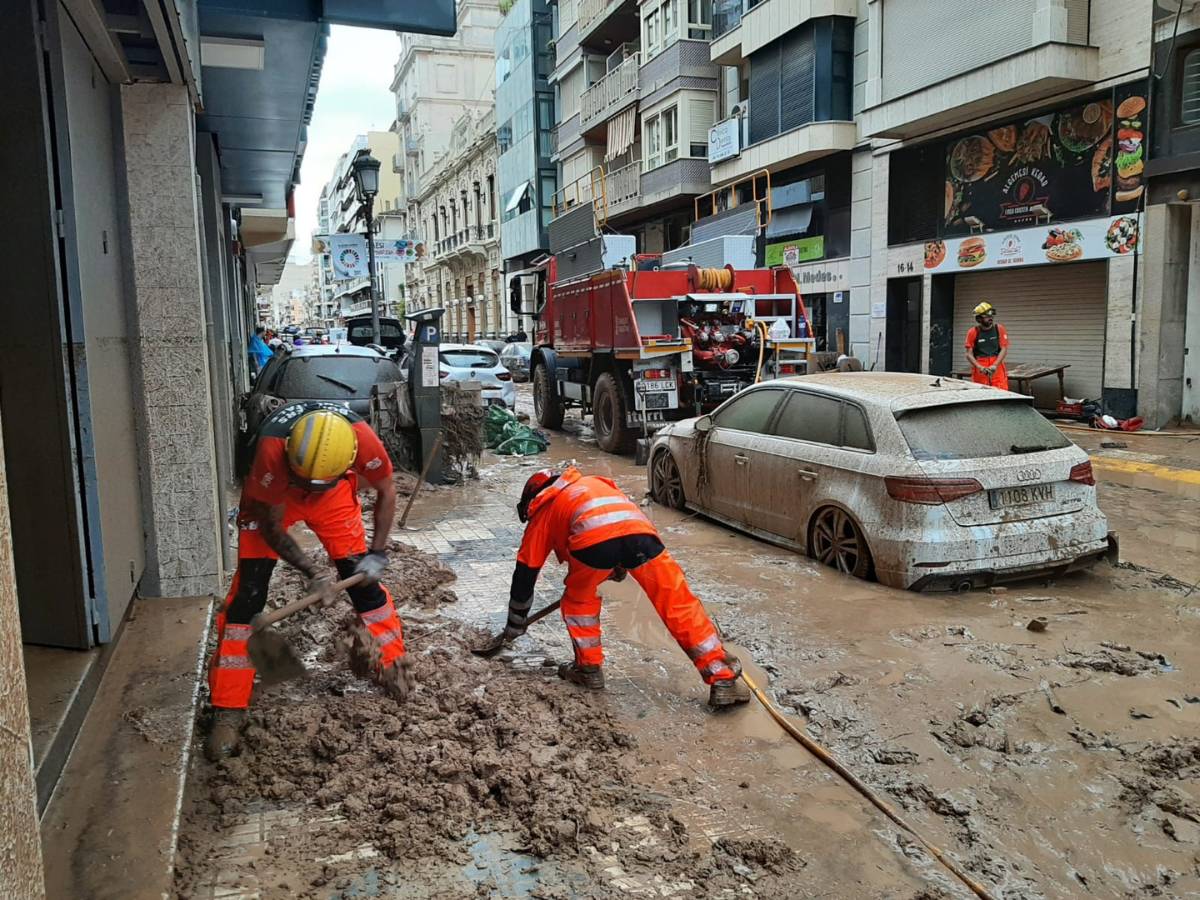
left=695, top=267, right=733, bottom=292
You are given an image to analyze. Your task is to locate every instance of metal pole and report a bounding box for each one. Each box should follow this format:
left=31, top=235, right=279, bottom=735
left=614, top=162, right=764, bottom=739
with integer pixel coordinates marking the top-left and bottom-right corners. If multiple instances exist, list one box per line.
left=366, top=196, right=381, bottom=344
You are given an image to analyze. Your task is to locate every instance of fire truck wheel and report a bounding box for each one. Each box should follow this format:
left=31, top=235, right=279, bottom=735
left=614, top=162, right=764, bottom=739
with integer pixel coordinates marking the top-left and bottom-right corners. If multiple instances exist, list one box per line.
left=592, top=371, right=635, bottom=454
left=533, top=364, right=565, bottom=430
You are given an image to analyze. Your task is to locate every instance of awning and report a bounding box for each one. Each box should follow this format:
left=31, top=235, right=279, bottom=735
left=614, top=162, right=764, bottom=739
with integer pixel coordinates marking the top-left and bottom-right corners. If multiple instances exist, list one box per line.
left=606, top=106, right=637, bottom=161
left=504, top=181, right=531, bottom=214
left=766, top=203, right=813, bottom=239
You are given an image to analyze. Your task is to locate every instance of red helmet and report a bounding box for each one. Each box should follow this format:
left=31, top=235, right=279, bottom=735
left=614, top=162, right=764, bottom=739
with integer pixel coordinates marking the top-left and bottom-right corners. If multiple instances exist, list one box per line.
left=517, top=469, right=558, bottom=523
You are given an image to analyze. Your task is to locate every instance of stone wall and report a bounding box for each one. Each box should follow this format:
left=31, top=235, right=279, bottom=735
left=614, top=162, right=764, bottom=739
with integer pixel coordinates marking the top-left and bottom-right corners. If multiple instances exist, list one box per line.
left=119, top=83, right=223, bottom=598
left=0, top=423, right=45, bottom=899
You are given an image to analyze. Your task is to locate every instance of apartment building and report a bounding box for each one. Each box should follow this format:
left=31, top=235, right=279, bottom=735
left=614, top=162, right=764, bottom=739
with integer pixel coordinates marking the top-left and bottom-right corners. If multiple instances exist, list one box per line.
left=1146, top=0, right=1200, bottom=425
left=497, top=0, right=557, bottom=279
left=552, top=0, right=720, bottom=251
left=316, top=131, right=405, bottom=321
left=407, top=109, right=506, bottom=340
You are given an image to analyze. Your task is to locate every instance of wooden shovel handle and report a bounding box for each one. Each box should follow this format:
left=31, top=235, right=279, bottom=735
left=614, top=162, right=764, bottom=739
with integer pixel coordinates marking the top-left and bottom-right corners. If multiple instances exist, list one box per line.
left=254, top=573, right=365, bottom=631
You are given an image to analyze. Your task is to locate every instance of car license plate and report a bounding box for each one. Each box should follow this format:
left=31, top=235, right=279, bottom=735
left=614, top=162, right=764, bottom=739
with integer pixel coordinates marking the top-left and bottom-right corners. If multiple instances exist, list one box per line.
left=643, top=392, right=671, bottom=410
left=639, top=379, right=675, bottom=392
left=989, top=483, right=1054, bottom=509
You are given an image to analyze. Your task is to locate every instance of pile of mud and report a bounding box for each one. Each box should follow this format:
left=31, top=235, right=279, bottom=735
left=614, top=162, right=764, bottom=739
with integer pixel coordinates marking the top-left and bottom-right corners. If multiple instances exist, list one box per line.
left=177, top=553, right=803, bottom=898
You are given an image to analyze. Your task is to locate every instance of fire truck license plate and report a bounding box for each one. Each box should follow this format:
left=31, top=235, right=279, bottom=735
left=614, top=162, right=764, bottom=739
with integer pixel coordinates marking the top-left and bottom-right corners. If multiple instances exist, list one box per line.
left=639, top=380, right=675, bottom=392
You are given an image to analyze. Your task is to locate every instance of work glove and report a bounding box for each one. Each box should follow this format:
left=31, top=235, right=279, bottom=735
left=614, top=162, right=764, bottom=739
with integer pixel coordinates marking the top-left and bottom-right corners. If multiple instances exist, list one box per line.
left=353, top=550, right=389, bottom=586
left=606, top=566, right=628, bottom=583
left=304, top=570, right=337, bottom=607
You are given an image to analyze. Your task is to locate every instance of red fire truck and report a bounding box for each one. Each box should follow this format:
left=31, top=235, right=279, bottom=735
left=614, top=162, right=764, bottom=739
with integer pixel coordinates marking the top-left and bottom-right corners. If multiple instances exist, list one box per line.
left=519, top=253, right=813, bottom=454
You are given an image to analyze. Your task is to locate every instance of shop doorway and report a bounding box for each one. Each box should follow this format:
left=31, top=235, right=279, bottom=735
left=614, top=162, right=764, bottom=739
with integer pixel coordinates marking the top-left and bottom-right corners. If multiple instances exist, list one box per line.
left=885, top=277, right=922, bottom=373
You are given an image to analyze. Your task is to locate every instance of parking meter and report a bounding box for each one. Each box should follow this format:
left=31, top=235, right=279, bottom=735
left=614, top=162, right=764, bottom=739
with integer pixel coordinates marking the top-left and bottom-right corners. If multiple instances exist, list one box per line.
left=405, top=307, right=445, bottom=483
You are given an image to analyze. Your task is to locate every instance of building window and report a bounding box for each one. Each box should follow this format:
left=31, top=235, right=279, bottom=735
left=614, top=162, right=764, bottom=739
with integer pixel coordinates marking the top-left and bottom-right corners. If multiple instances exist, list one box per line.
left=644, top=105, right=679, bottom=170
left=487, top=175, right=496, bottom=221
left=686, top=0, right=712, bottom=39
left=1184, top=48, right=1200, bottom=126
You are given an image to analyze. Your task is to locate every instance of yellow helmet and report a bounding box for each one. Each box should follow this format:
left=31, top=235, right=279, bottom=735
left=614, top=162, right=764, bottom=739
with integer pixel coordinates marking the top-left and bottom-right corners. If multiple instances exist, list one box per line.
left=286, top=410, right=358, bottom=484
left=973, top=301, right=995, bottom=317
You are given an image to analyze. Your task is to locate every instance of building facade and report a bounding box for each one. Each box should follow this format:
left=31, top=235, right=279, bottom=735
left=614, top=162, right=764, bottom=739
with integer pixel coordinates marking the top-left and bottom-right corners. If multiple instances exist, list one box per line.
left=408, top=110, right=507, bottom=341
left=497, top=0, right=557, bottom=283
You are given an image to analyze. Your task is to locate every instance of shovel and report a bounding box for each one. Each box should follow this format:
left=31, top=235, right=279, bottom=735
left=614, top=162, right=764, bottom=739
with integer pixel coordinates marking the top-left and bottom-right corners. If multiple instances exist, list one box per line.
left=247, top=573, right=365, bottom=684
left=471, top=599, right=562, bottom=658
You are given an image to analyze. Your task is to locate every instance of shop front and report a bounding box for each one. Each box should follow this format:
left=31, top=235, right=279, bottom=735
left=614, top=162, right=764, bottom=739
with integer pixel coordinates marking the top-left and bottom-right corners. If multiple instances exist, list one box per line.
left=764, top=154, right=852, bottom=352
left=885, top=83, right=1148, bottom=413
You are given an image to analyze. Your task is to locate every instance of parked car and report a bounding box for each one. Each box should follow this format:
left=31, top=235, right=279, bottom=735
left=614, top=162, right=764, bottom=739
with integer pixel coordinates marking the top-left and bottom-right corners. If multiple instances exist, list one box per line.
left=346, top=316, right=407, bottom=351
left=646, top=372, right=1115, bottom=591
left=439, top=343, right=515, bottom=409
left=499, top=342, right=532, bottom=382
left=238, top=344, right=403, bottom=475
left=478, top=339, right=508, bottom=354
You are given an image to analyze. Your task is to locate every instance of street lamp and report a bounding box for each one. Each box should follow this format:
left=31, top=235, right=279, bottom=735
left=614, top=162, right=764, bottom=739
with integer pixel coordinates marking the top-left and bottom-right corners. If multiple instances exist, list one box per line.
left=351, top=151, right=383, bottom=343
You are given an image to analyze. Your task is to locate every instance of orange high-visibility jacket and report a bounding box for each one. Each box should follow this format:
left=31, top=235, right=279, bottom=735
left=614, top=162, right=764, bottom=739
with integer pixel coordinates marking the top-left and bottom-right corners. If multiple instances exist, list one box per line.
left=516, top=467, right=656, bottom=570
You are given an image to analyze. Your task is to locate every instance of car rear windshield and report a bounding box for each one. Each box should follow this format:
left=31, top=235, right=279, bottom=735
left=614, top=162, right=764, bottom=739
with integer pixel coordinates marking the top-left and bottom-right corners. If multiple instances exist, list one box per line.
left=275, top=356, right=400, bottom=400
left=441, top=349, right=498, bottom=369
left=896, top=400, right=1071, bottom=461
left=349, top=322, right=404, bottom=340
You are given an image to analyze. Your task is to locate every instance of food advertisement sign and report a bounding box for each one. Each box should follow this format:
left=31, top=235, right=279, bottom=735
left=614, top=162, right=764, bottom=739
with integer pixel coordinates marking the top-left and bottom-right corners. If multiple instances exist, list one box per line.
left=944, top=86, right=1146, bottom=238
left=921, top=213, right=1139, bottom=274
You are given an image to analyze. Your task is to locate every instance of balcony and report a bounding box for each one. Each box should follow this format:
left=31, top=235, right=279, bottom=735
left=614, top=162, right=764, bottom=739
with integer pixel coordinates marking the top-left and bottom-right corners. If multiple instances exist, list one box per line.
left=577, top=0, right=638, bottom=49
left=604, top=160, right=642, bottom=218
left=710, top=0, right=856, bottom=65
left=396, top=98, right=410, bottom=122
left=392, top=152, right=403, bottom=173
left=860, top=44, right=1098, bottom=140
left=641, top=39, right=719, bottom=107
left=580, top=52, right=640, bottom=132
left=710, top=120, right=856, bottom=182
left=554, top=112, right=583, bottom=161
left=405, top=136, right=420, bottom=156
left=860, top=0, right=1096, bottom=139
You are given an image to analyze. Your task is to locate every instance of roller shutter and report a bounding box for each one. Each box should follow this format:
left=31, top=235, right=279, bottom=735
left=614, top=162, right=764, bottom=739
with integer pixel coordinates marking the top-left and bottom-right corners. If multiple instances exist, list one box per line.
left=953, top=262, right=1107, bottom=406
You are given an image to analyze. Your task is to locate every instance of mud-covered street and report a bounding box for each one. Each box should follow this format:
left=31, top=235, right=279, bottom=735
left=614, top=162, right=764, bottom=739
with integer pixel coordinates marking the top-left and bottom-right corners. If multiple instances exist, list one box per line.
left=175, top=388, right=1200, bottom=899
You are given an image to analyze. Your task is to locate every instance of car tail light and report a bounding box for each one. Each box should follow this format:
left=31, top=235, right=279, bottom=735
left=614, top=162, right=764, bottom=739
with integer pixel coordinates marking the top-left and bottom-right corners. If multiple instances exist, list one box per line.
left=439, top=367, right=450, bottom=379
left=884, top=476, right=984, bottom=505
left=495, top=371, right=512, bottom=381
left=778, top=365, right=796, bottom=375
left=1069, top=461, right=1095, bottom=485
left=641, top=368, right=672, bottom=379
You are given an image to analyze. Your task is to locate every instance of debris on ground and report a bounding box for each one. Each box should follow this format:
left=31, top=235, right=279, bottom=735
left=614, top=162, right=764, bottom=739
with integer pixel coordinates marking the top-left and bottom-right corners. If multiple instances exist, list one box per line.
left=484, top=404, right=549, bottom=456
left=441, top=383, right=486, bottom=472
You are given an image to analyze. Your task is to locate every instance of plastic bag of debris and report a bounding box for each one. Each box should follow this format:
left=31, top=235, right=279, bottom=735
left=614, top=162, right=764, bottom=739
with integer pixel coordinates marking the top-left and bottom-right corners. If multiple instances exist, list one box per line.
left=484, top=405, right=548, bottom=456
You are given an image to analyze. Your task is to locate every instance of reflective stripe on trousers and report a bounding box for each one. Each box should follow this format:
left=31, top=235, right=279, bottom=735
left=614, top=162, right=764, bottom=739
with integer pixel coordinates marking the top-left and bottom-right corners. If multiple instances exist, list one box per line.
left=357, top=587, right=406, bottom=669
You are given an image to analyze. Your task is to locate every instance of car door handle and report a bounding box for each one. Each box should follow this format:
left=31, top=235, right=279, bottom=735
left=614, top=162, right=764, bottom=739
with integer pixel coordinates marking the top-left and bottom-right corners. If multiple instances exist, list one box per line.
left=796, top=468, right=818, bottom=481
left=734, top=454, right=749, bottom=466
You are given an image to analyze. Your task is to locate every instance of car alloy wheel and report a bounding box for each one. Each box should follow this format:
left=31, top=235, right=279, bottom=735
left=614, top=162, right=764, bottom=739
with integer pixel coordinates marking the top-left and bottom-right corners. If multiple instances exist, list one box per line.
left=650, top=450, right=686, bottom=510
left=810, top=507, right=872, bottom=579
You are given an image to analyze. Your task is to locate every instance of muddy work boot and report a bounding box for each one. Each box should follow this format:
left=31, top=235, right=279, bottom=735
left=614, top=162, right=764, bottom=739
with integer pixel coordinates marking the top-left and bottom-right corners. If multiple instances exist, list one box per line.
left=206, top=708, right=246, bottom=761
left=708, top=676, right=751, bottom=707
left=557, top=661, right=605, bottom=691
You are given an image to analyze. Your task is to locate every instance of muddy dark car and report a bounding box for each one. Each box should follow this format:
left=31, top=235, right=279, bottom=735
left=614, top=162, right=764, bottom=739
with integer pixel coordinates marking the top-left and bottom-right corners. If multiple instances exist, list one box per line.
left=237, top=344, right=402, bottom=475
left=345, top=316, right=407, bottom=351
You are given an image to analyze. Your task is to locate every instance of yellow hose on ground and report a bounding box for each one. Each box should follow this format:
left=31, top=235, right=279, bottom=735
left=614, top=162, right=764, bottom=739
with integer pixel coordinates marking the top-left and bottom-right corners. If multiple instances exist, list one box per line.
left=740, top=670, right=997, bottom=900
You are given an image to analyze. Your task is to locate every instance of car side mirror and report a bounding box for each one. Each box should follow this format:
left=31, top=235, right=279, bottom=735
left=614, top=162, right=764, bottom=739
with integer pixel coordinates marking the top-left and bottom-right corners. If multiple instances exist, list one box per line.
left=695, top=414, right=713, bottom=433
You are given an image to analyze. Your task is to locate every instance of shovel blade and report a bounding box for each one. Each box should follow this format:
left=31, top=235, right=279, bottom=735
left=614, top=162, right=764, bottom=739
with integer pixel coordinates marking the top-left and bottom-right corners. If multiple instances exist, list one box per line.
left=247, top=628, right=307, bottom=685
left=470, top=635, right=508, bottom=658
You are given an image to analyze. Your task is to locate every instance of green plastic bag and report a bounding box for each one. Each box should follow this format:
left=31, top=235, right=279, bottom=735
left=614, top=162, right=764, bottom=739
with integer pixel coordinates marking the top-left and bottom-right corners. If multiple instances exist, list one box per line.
left=482, top=405, right=547, bottom=455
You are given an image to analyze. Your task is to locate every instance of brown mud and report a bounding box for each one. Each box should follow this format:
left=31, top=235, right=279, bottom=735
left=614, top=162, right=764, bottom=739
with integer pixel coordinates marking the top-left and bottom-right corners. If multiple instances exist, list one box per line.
left=176, top=394, right=1200, bottom=899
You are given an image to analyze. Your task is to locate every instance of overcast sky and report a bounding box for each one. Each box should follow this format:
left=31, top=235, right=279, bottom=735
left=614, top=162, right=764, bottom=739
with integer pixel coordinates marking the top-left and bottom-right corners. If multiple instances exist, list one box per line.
left=289, top=25, right=399, bottom=263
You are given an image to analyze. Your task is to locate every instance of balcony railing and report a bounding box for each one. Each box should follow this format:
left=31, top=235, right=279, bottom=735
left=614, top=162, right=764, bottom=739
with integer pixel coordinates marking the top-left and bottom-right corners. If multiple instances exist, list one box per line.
left=580, top=52, right=640, bottom=130
left=605, top=160, right=641, bottom=215
left=578, top=0, right=607, bottom=34
left=405, top=136, right=419, bottom=156
left=392, top=152, right=403, bottom=173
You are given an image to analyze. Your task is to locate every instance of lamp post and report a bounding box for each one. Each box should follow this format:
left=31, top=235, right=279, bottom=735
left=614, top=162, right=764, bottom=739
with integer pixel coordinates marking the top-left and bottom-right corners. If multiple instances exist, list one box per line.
left=351, top=151, right=382, bottom=344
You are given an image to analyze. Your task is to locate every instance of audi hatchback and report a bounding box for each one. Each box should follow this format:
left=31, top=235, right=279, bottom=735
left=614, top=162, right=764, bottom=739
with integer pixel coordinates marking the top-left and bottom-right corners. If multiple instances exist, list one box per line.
left=646, top=372, right=1115, bottom=591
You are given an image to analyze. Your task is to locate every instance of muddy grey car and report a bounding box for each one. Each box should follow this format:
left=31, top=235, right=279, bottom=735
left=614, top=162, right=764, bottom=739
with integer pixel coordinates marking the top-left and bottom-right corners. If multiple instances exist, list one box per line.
left=646, top=372, right=1115, bottom=591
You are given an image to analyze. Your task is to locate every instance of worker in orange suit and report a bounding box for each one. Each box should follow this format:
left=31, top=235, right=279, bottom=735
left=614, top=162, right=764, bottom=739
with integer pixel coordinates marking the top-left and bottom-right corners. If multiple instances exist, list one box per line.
left=206, top=402, right=407, bottom=759
left=965, top=301, right=1010, bottom=391
left=496, top=466, right=750, bottom=707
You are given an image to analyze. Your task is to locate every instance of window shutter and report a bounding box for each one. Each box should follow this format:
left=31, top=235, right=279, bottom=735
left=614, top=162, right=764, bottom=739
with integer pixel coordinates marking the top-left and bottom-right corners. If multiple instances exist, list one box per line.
left=779, top=27, right=814, bottom=133
left=748, top=44, right=778, bottom=144
left=688, top=98, right=714, bottom=147
left=1184, top=49, right=1200, bottom=126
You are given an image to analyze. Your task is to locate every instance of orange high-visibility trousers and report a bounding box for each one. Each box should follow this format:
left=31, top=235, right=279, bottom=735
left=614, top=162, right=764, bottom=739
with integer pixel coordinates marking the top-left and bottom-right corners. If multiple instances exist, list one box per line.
left=560, top=548, right=734, bottom=684
left=208, top=480, right=406, bottom=710
left=971, top=357, right=1009, bottom=391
